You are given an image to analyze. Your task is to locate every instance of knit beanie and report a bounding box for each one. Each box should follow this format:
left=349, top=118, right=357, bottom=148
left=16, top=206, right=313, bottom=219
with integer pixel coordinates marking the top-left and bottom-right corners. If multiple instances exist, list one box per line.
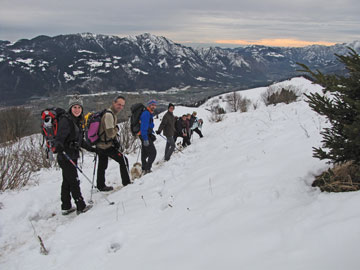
left=68, top=94, right=83, bottom=110
left=147, top=99, right=158, bottom=106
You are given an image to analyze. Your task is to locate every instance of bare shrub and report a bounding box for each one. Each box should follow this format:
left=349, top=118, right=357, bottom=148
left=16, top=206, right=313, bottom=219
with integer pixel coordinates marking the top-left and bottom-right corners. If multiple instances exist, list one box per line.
left=208, top=105, right=226, bottom=123
left=226, top=92, right=252, bottom=112
left=0, top=141, right=32, bottom=191
left=22, top=136, right=57, bottom=171
left=261, top=85, right=300, bottom=106
left=0, top=136, right=58, bottom=191
left=0, top=107, right=36, bottom=143
left=117, top=120, right=138, bottom=154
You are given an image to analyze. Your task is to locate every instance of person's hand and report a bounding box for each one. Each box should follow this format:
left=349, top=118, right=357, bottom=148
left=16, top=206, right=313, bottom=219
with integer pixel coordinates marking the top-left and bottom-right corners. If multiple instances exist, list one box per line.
left=143, top=140, right=150, bottom=147
left=156, top=130, right=161, bottom=135
left=53, top=144, right=63, bottom=153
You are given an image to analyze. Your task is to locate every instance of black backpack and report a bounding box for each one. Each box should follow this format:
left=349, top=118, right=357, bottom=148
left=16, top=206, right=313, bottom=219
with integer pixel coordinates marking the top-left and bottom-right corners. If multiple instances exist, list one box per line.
left=130, top=103, right=146, bottom=136
left=41, top=107, right=67, bottom=159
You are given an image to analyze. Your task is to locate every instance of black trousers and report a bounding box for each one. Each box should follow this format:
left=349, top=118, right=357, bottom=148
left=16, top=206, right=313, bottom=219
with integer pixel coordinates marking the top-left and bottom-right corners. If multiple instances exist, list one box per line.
left=192, top=128, right=203, bottom=138
left=141, top=138, right=157, bottom=171
left=164, top=136, right=175, bottom=161
left=97, top=147, right=131, bottom=188
left=58, top=158, right=84, bottom=210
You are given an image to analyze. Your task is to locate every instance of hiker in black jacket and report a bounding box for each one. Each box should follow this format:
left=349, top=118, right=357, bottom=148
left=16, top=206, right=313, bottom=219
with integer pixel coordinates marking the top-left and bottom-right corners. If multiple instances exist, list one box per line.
left=54, top=95, right=94, bottom=215
left=156, top=103, right=176, bottom=161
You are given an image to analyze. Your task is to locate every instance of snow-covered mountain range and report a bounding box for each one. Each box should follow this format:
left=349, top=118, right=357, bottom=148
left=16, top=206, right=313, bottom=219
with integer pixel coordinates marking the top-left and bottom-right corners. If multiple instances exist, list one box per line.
left=1, top=77, right=360, bottom=269
left=0, top=33, right=359, bottom=105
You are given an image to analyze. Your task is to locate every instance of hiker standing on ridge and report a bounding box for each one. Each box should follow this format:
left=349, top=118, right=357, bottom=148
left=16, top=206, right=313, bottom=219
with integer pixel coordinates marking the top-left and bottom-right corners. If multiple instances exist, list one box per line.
left=96, top=96, right=131, bottom=191
left=156, top=103, right=176, bottom=161
left=190, top=111, right=204, bottom=138
left=54, top=95, right=93, bottom=215
left=140, top=100, right=157, bottom=174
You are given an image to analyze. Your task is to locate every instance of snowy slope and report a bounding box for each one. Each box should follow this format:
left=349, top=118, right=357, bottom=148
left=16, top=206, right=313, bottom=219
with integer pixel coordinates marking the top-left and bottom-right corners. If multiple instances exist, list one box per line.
left=1, top=77, right=360, bottom=270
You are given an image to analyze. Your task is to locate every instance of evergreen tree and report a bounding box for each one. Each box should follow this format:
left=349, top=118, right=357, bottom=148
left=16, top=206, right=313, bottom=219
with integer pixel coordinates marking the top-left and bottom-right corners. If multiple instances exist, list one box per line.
left=298, top=48, right=360, bottom=164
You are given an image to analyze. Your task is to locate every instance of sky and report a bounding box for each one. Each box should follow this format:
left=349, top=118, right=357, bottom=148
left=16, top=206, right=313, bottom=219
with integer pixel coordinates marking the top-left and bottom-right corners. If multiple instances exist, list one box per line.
left=1, top=0, right=359, bottom=47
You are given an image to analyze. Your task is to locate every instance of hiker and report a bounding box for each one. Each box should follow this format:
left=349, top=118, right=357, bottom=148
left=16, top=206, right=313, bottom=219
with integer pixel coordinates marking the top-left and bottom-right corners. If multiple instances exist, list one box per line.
left=96, top=96, right=131, bottom=191
left=184, top=114, right=192, bottom=146
left=190, top=111, right=204, bottom=138
left=53, top=95, right=94, bottom=215
left=156, top=103, right=176, bottom=161
left=140, top=99, right=157, bottom=174
left=174, top=114, right=190, bottom=147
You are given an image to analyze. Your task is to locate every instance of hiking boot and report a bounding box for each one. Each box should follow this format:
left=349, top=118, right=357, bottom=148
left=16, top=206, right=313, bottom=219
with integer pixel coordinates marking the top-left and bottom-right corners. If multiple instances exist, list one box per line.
left=76, top=205, right=93, bottom=215
left=142, top=169, right=152, bottom=176
left=62, top=207, right=76, bottom=216
left=98, top=185, right=114, bottom=192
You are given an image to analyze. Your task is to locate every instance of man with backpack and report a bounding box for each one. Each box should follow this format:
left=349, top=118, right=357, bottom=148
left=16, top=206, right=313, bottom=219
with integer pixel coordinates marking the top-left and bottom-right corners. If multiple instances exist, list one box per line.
left=96, top=96, right=131, bottom=191
left=156, top=103, right=176, bottom=161
left=140, top=100, right=158, bottom=175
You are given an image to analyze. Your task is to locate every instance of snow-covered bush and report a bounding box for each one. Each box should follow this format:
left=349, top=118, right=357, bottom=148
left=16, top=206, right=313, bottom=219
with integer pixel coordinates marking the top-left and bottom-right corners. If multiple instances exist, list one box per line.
left=261, top=85, right=300, bottom=106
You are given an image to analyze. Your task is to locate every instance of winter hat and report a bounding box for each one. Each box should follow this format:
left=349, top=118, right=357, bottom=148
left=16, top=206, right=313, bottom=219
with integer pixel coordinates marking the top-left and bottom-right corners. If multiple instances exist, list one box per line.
left=168, top=103, right=175, bottom=109
left=192, top=111, right=197, bottom=115
left=147, top=99, right=158, bottom=106
left=68, top=94, right=83, bottom=110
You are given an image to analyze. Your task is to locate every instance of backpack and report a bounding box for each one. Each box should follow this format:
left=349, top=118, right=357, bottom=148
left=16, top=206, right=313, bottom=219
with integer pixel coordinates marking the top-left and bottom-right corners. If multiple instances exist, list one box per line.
left=84, top=109, right=114, bottom=145
left=130, top=103, right=146, bottom=136
left=41, top=107, right=67, bottom=158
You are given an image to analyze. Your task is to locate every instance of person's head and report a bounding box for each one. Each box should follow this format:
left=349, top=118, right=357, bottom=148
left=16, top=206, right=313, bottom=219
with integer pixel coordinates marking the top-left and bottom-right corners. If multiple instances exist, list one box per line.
left=192, top=111, right=197, bottom=116
left=186, top=113, right=191, bottom=119
left=147, top=99, right=158, bottom=113
left=181, top=114, right=186, bottom=120
left=168, top=103, right=175, bottom=113
left=112, top=95, right=126, bottom=113
left=68, top=94, right=83, bottom=118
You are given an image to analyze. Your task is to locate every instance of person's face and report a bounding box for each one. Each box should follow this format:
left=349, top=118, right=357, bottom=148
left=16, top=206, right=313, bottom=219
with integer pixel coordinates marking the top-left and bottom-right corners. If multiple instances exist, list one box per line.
left=71, top=105, right=82, bottom=117
left=168, top=106, right=174, bottom=113
left=113, top=98, right=125, bottom=113
left=187, top=115, right=191, bottom=120
left=149, top=104, right=157, bottom=112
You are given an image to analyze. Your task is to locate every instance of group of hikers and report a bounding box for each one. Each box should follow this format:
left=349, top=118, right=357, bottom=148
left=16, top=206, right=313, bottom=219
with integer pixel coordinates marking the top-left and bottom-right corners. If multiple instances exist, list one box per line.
left=50, top=95, right=204, bottom=215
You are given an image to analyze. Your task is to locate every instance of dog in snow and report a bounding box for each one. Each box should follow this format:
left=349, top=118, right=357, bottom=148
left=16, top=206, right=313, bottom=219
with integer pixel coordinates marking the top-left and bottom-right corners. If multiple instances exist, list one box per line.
left=130, top=162, right=142, bottom=181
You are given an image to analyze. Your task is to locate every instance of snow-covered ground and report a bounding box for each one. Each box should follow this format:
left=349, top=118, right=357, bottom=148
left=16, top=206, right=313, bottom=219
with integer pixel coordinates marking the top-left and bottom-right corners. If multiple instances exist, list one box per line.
left=1, top=77, right=360, bottom=270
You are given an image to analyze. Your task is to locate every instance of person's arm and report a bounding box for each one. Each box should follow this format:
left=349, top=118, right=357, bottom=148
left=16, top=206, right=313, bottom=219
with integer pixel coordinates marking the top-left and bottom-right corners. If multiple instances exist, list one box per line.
left=140, top=111, right=150, bottom=141
left=103, top=112, right=117, bottom=140
left=54, top=117, right=70, bottom=153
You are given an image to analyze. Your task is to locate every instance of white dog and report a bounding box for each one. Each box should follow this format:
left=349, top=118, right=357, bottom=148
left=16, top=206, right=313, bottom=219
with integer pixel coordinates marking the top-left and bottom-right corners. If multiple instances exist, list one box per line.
left=130, top=162, right=142, bottom=181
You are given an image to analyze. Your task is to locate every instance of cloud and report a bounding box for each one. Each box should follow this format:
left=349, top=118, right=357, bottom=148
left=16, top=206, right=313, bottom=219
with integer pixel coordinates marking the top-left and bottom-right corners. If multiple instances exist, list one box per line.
left=0, top=0, right=359, bottom=44
left=215, top=39, right=337, bottom=47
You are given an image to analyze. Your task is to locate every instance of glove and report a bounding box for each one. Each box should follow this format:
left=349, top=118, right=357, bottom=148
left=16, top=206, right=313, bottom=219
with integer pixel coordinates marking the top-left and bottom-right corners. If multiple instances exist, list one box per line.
left=53, top=143, right=64, bottom=154
left=115, top=124, right=120, bottom=132
left=143, top=140, right=150, bottom=147
left=156, top=130, right=161, bottom=135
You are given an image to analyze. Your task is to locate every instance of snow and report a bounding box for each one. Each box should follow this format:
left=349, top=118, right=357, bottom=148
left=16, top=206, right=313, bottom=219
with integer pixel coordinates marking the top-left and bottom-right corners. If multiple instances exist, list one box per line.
left=1, top=77, right=360, bottom=270
left=196, top=76, right=206, bottom=81
left=73, top=70, right=84, bottom=76
left=133, top=68, right=149, bottom=75
left=63, top=72, right=75, bottom=81
left=266, top=52, right=285, bottom=58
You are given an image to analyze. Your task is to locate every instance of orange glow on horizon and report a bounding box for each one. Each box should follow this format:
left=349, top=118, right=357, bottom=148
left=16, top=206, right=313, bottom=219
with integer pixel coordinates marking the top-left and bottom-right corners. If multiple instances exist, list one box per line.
left=215, top=39, right=336, bottom=47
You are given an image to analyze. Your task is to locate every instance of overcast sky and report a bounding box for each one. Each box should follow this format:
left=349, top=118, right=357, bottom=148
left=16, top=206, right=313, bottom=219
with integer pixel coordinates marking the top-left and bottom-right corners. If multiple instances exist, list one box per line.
left=1, top=0, right=359, bottom=47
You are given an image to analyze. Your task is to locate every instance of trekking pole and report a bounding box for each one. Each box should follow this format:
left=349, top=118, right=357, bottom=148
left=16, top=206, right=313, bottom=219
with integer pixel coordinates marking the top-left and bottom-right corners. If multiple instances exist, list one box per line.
left=89, top=153, right=98, bottom=204
left=158, top=134, right=184, bottom=153
left=62, top=152, right=115, bottom=205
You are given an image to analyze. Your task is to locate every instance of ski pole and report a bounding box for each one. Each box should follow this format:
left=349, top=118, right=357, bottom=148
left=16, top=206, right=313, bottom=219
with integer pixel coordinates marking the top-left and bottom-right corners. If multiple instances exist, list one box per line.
left=158, top=134, right=184, bottom=153
left=89, top=153, right=98, bottom=204
left=62, top=152, right=115, bottom=205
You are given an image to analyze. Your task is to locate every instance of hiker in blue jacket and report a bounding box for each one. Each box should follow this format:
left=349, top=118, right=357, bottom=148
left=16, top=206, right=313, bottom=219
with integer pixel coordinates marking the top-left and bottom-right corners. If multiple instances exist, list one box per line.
left=140, top=100, right=157, bottom=174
